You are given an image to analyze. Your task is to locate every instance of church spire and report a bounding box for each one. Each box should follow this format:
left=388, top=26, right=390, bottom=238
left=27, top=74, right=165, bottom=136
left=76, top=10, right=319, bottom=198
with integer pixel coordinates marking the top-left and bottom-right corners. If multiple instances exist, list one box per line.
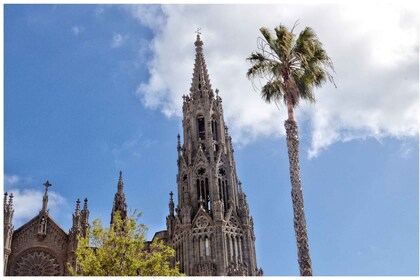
left=190, top=32, right=213, bottom=100
left=169, top=191, right=174, bottom=217
left=72, top=199, right=81, bottom=232
left=38, top=181, right=51, bottom=237
left=41, top=180, right=51, bottom=213
left=4, top=193, right=14, bottom=275
left=81, top=198, right=89, bottom=236
left=166, top=34, right=261, bottom=276
left=111, top=171, right=128, bottom=225
left=75, top=198, right=81, bottom=215
left=4, top=192, right=14, bottom=226
left=117, top=171, right=123, bottom=193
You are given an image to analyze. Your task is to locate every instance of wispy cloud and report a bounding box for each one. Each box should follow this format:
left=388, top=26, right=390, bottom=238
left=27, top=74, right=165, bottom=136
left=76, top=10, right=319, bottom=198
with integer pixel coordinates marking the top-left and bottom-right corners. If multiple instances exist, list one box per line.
left=4, top=174, right=33, bottom=189
left=399, top=140, right=415, bottom=159
left=111, top=32, right=129, bottom=48
left=6, top=188, right=67, bottom=228
left=71, top=25, right=84, bottom=36
left=5, top=174, right=69, bottom=228
left=111, top=134, right=157, bottom=169
left=95, top=5, right=105, bottom=16
left=128, top=4, right=418, bottom=158
left=5, top=174, right=20, bottom=187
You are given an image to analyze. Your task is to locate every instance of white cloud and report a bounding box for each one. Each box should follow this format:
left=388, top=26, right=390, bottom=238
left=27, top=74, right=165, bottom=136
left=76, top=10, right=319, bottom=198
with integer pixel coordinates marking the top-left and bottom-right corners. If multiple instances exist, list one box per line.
left=4, top=174, right=33, bottom=189
left=4, top=175, right=20, bottom=187
left=111, top=32, right=129, bottom=48
left=6, top=188, right=67, bottom=228
left=129, top=4, right=419, bottom=157
left=125, top=5, right=166, bottom=33
left=71, top=25, right=84, bottom=36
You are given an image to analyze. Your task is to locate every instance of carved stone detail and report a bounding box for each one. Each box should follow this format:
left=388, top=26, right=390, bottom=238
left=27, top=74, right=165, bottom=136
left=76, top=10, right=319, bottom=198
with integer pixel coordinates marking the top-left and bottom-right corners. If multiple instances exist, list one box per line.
left=12, top=249, right=61, bottom=276
left=227, top=262, right=248, bottom=276
left=194, top=262, right=216, bottom=276
left=194, top=216, right=209, bottom=228
left=228, top=216, right=240, bottom=228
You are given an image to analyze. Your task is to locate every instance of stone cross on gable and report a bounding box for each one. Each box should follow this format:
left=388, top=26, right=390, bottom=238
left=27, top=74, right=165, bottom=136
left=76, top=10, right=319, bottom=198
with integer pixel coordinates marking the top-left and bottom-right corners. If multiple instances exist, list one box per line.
left=43, top=180, right=52, bottom=192
left=41, top=180, right=52, bottom=213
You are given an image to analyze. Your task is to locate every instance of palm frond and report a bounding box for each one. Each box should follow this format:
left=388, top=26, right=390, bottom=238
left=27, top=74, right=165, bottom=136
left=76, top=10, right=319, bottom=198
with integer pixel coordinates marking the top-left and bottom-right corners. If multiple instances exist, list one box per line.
left=261, top=80, right=283, bottom=104
left=246, top=52, right=266, bottom=63
left=259, top=27, right=273, bottom=45
left=274, top=25, right=294, bottom=59
left=247, top=22, right=336, bottom=111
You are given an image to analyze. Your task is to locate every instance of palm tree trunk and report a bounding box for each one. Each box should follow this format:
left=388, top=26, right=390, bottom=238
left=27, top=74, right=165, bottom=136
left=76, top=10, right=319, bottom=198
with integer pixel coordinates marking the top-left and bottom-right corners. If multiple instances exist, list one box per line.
left=284, top=118, right=313, bottom=276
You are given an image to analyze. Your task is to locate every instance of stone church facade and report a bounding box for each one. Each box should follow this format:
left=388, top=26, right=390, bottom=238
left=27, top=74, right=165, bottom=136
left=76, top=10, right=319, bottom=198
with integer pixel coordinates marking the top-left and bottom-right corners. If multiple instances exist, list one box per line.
left=4, top=35, right=262, bottom=276
left=4, top=183, right=89, bottom=276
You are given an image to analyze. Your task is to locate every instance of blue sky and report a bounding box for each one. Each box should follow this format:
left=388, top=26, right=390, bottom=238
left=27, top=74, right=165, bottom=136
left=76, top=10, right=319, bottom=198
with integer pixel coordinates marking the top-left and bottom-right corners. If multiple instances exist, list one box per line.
left=3, top=4, right=419, bottom=276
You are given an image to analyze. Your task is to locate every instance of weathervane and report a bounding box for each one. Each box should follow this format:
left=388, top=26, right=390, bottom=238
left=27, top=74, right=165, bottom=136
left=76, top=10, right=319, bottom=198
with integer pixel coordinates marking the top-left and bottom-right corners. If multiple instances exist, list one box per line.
left=195, top=27, right=202, bottom=36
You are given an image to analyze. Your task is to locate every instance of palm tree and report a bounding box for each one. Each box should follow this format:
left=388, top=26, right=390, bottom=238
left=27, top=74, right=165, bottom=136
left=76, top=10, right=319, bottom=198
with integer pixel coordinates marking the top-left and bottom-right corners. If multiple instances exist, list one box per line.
left=246, top=22, right=335, bottom=276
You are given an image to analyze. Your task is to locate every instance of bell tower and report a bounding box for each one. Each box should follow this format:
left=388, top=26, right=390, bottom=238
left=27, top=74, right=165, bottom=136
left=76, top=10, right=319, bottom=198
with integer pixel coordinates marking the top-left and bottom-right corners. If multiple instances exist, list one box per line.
left=166, top=34, right=262, bottom=276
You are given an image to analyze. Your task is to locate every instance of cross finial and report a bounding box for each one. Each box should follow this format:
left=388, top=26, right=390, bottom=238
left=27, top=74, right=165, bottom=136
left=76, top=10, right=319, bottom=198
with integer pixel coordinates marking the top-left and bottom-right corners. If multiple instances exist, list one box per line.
left=195, top=27, right=202, bottom=36
left=41, top=181, right=51, bottom=213
left=43, top=180, right=52, bottom=190
left=169, top=191, right=174, bottom=200
left=43, top=181, right=52, bottom=196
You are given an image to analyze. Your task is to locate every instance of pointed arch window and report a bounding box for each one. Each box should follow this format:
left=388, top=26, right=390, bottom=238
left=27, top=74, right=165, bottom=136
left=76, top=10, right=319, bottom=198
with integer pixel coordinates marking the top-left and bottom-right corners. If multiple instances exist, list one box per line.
left=205, top=236, right=211, bottom=257
left=211, top=117, right=219, bottom=141
left=196, top=167, right=210, bottom=212
left=197, top=116, right=205, bottom=140
left=218, top=168, right=229, bottom=212
left=182, top=174, right=188, bottom=192
left=211, top=116, right=219, bottom=152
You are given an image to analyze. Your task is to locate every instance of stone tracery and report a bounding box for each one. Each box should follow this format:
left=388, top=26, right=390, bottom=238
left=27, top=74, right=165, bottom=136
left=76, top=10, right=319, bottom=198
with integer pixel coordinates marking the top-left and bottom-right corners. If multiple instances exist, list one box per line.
left=12, top=249, right=61, bottom=276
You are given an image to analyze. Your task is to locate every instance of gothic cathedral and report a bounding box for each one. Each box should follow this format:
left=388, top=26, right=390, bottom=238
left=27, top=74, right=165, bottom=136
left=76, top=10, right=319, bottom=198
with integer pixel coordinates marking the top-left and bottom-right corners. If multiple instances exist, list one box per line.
left=4, top=35, right=262, bottom=276
left=164, top=34, right=261, bottom=276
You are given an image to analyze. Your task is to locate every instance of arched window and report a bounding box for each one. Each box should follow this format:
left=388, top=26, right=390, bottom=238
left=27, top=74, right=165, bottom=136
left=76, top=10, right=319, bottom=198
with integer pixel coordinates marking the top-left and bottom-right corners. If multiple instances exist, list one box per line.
left=197, top=116, right=205, bottom=140
left=205, top=236, right=211, bottom=257
left=211, top=117, right=218, bottom=141
left=239, top=236, right=243, bottom=263
left=229, top=234, right=234, bottom=261
left=218, top=168, right=229, bottom=212
left=196, top=167, right=210, bottom=212
left=200, top=236, right=205, bottom=257
left=182, top=174, right=188, bottom=192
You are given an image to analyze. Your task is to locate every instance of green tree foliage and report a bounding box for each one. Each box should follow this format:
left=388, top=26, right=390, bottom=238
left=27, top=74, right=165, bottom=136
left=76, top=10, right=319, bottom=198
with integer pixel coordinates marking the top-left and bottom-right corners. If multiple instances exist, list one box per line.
left=68, top=211, right=184, bottom=276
